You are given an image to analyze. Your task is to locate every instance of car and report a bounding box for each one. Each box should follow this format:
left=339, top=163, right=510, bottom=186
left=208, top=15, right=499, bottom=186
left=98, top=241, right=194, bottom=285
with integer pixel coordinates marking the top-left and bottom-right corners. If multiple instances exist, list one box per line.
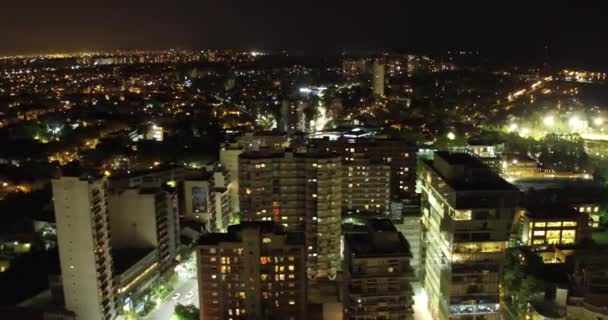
left=185, top=290, right=194, bottom=299
left=171, top=293, right=181, bottom=300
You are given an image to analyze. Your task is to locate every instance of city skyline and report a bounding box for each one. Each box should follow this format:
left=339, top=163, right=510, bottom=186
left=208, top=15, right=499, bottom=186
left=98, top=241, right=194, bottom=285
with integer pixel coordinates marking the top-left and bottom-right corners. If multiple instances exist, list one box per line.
left=1, top=8, right=608, bottom=319
left=1, top=1, right=608, bottom=68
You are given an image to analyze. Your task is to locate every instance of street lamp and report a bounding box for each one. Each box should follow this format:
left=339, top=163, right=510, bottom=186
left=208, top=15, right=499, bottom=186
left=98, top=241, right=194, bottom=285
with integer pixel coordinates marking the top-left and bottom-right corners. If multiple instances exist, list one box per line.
left=569, top=116, right=579, bottom=129
left=447, top=132, right=456, bottom=140
left=543, top=116, right=554, bottom=127
left=594, top=117, right=604, bottom=126
left=509, top=123, right=518, bottom=132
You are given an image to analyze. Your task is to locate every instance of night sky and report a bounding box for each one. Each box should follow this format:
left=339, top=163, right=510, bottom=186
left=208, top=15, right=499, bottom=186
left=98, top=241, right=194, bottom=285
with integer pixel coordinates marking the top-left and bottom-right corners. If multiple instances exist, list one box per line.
left=1, top=1, right=607, bottom=67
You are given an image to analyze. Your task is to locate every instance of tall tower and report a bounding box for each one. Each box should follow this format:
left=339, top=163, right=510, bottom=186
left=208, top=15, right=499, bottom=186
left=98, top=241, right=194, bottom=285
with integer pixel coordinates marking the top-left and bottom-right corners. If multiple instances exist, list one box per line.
left=52, top=175, right=116, bottom=320
left=239, top=150, right=342, bottom=279
left=372, top=60, right=385, bottom=97
left=418, top=152, right=520, bottom=320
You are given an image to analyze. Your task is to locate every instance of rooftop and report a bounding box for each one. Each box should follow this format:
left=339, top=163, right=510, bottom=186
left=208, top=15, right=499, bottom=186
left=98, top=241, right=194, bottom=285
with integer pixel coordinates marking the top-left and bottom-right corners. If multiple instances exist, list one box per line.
left=425, top=151, right=518, bottom=192
left=197, top=221, right=304, bottom=246
left=346, top=219, right=411, bottom=258
left=239, top=149, right=339, bottom=160
left=525, top=205, right=582, bottom=220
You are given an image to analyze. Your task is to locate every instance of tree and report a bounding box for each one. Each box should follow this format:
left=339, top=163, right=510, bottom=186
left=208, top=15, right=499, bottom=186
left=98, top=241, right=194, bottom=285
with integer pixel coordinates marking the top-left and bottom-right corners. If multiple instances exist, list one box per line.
left=174, top=304, right=199, bottom=320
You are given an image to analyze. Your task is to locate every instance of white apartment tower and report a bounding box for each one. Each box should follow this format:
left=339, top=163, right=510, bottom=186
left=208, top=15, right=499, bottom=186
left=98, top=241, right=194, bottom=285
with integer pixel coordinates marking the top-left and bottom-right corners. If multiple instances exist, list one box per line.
left=52, top=175, right=116, bottom=320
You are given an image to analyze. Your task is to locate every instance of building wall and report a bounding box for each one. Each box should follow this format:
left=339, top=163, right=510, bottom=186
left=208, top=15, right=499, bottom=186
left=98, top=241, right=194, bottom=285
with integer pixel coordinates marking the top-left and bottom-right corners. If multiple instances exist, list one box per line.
left=52, top=176, right=116, bottom=320
left=372, top=61, right=385, bottom=97
left=220, top=146, right=243, bottom=213
left=109, top=190, right=158, bottom=249
left=182, top=180, right=211, bottom=220
left=197, top=225, right=306, bottom=320
left=419, top=158, right=519, bottom=320
left=109, top=189, right=178, bottom=270
left=239, top=152, right=342, bottom=279
left=522, top=217, right=582, bottom=246
left=310, top=138, right=417, bottom=201
left=394, top=215, right=422, bottom=278
left=342, top=158, right=391, bottom=215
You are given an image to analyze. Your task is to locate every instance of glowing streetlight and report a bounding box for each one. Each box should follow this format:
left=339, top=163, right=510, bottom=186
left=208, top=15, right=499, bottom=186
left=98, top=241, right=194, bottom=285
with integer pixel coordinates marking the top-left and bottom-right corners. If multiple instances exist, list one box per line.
left=569, top=116, right=579, bottom=128
left=543, top=115, right=554, bottom=127
left=520, top=128, right=530, bottom=137
left=594, top=117, right=604, bottom=126
left=447, top=132, right=456, bottom=140
left=509, top=123, right=518, bottom=132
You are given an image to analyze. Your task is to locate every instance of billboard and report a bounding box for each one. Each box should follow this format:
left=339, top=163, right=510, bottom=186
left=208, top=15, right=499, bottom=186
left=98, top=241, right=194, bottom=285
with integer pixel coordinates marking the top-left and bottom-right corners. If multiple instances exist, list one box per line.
left=192, top=186, right=208, bottom=212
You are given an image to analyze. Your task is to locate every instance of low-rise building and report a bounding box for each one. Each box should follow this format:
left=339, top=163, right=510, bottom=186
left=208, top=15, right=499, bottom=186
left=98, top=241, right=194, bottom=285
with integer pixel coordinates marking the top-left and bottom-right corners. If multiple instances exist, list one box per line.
left=521, top=205, right=589, bottom=246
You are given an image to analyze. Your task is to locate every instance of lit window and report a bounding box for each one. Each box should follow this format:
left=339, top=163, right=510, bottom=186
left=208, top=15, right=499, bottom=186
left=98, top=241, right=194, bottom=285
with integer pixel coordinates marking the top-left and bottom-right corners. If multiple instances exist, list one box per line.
left=387, top=267, right=394, bottom=273
left=534, top=222, right=547, bottom=228
left=289, top=300, right=296, bottom=305
left=454, top=210, right=472, bottom=221
left=263, top=237, right=272, bottom=244
left=547, top=222, right=562, bottom=227
left=533, top=230, right=546, bottom=236
left=563, top=221, right=577, bottom=227
left=288, top=265, right=295, bottom=271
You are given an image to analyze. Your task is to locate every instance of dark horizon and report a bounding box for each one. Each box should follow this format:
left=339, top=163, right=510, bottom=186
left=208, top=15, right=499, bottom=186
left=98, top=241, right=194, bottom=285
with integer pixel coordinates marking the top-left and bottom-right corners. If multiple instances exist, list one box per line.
left=1, top=1, right=608, bottom=69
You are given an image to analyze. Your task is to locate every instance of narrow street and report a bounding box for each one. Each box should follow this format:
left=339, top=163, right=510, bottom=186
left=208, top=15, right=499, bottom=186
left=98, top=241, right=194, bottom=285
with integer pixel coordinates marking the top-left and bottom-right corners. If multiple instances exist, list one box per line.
left=144, top=278, right=198, bottom=320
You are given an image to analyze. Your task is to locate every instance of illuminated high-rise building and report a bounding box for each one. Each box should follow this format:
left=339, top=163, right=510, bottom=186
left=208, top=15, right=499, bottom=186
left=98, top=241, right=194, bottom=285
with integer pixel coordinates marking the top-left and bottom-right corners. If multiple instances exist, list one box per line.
left=309, top=136, right=417, bottom=201
left=342, top=154, right=391, bottom=215
left=52, top=175, right=116, bottom=320
left=196, top=222, right=307, bottom=320
left=239, top=150, right=342, bottom=279
left=372, top=60, right=385, bottom=97
left=419, top=152, right=520, bottom=320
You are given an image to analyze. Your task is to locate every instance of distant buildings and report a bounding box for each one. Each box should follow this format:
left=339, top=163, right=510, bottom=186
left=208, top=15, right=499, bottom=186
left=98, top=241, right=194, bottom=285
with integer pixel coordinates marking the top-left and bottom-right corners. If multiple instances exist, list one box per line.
left=280, top=100, right=307, bottom=133
left=196, top=222, right=307, bottom=320
left=309, top=136, right=417, bottom=201
left=520, top=205, right=589, bottom=246
left=145, top=123, right=164, bottom=142
left=239, top=150, right=342, bottom=279
left=419, top=152, right=520, bottom=320
left=344, top=219, right=414, bottom=319
left=52, top=175, right=116, bottom=320
left=372, top=60, right=385, bottom=97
